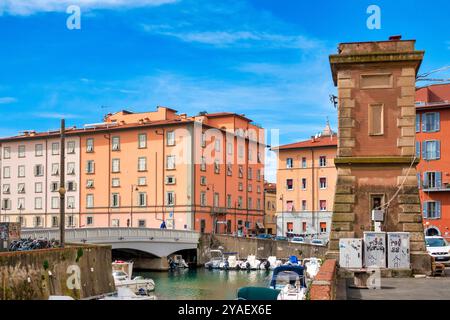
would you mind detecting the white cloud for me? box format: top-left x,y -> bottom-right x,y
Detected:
0,0 -> 178,16
0,97 -> 17,104
33,112 -> 84,119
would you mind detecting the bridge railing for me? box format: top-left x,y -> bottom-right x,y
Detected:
22,227 -> 200,244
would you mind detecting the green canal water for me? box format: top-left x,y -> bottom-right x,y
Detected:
135,269 -> 273,300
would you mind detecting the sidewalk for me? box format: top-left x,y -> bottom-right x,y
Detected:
337,268 -> 450,300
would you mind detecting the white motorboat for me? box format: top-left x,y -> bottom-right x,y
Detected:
99,287 -> 157,300
270,265 -> 308,300
239,255 -> 261,270
303,258 -> 322,280
169,255 -> 189,269
112,260 -> 155,294
260,256 -> 283,270
205,249 -> 225,269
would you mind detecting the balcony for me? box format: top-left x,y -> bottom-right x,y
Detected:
422,186 -> 450,192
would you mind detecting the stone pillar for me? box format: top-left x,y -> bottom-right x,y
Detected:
326,38 -> 431,275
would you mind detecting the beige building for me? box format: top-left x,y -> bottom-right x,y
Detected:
264,181 -> 276,235
272,123 -> 337,240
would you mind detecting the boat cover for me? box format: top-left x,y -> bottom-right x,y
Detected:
237,287 -> 280,300
270,265 -> 306,288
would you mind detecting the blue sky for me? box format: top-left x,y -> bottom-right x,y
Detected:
0,0 -> 449,181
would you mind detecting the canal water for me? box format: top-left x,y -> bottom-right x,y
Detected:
135,269 -> 273,300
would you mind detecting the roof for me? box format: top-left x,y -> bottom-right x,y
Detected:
264,182 -> 276,193
272,134 -> 337,151
416,83 -> 450,110
203,112 -> 253,122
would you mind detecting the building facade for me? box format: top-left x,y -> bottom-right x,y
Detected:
416,83 -> 450,240
0,107 -> 265,234
273,123 -> 337,240
263,181 -> 276,235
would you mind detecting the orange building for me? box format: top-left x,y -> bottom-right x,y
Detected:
416,83 -> 450,240
272,123 -> 337,239
0,107 -> 265,234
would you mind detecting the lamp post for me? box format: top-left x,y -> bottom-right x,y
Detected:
130,185 -> 139,228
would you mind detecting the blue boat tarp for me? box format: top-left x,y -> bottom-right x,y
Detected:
270,265 -> 306,289
237,287 -> 280,300
288,255 -> 299,264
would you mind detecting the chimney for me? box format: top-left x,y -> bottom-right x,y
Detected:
389,35 -> 402,41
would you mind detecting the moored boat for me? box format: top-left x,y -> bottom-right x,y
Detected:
112,260 -> 155,295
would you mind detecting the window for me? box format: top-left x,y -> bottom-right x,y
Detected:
423,201 -> 441,219
256,199 -> 261,210
286,201 -> 294,212
138,133 -> 147,149
227,163 -> 232,176
200,176 -> 206,185
368,103 -> 384,135
301,178 -> 307,190
138,157 -> 147,171
51,163 -> 59,176
320,222 -> 327,233
138,177 -> 146,186
257,185 -> 261,194
2,198 -> 11,210
237,196 -> 243,209
302,157 -> 307,168
35,144 -> 43,156
256,169 -> 261,181
111,219 -> 120,227
34,197 -> 42,209
3,166 -> 10,179
238,165 -> 243,178
67,141 -> 75,154
86,138 -> 94,152
167,131 -> 175,146
423,172 -> 442,189
248,184 -> 252,192
50,182 -> 59,192
302,200 -> 307,211
3,147 -> 10,159
138,192 -> 147,207
138,220 -> 146,228
87,216 -> 94,226
166,191 -> 175,206
67,215 -> 75,227
416,140 -> 421,159
422,112 -> 440,132
286,179 -> 293,190
422,140 -> 440,160
67,196 -> 75,209
319,177 -> 327,189
238,145 -> 244,158
18,165 -> 25,177
200,219 -> 206,233
227,142 -> 233,155
238,182 -> 243,191
112,136 -> 120,151
67,162 -> 75,175
319,156 -> 327,167
86,180 -> 94,188
51,197 -> 59,209
35,182 -> 42,193
200,192 -> 207,207
248,167 -> 253,179
200,157 -> 206,171
319,200 -> 327,211
86,194 -> 94,208
248,197 -> 252,209
286,158 -> 293,168
111,193 -> 120,207
52,216 -> 59,227
86,160 -> 95,173
18,183 -> 25,194
112,178 -> 120,187
17,216 -> 25,227
214,160 -> 220,174
2,184 -> 10,194
287,222 -> 294,233
165,176 -> 176,185
302,222 -> 307,232
112,159 -> 120,173
167,155 -> 176,170
214,138 -> 221,152
18,145 -> 25,158
34,164 -> 44,177
257,152 -> 262,164
214,193 -> 219,208
227,194 -> 232,208
52,142 -> 59,155
34,216 -> 42,227
201,132 -> 207,148
416,114 -> 421,133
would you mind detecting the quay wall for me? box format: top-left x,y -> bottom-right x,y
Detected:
0,244 -> 115,300
198,234 -> 327,264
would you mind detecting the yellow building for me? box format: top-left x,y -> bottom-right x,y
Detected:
264,181 -> 277,235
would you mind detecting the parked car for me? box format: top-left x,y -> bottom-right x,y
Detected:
425,236 -> 450,264
274,236 -> 289,241
290,237 -> 305,244
256,234 -> 273,240
310,239 -> 326,246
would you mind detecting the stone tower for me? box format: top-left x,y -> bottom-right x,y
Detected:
326,37 -> 431,274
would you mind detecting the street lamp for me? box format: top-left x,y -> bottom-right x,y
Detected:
130,185 -> 139,227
